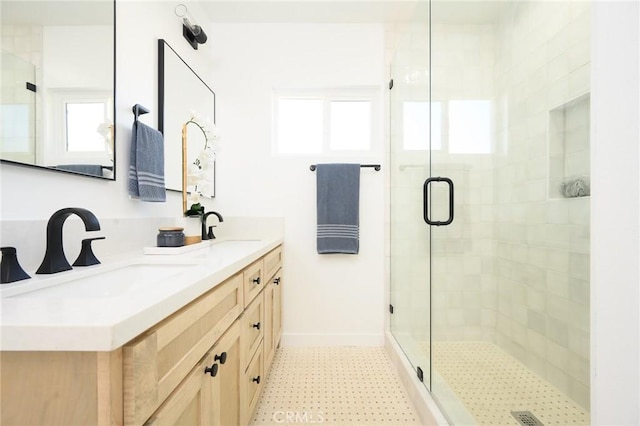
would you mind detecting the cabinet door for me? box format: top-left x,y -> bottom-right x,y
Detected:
263,283 -> 275,373
144,354 -> 213,426
241,293 -> 265,370
264,268 -> 283,373
263,246 -> 282,283
272,269 -> 283,348
210,320 -> 242,426
241,346 -> 264,426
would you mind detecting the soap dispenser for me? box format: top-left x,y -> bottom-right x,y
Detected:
1,247 -> 31,284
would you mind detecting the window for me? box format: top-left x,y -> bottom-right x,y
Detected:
65,101 -> 109,152
448,100 -> 491,154
403,101 -> 442,150
402,99 -> 492,154
276,99 -> 324,155
273,88 -> 380,155
45,89 -> 113,166
329,101 -> 371,151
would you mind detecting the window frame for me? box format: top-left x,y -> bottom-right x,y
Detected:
272,87 -> 382,157
400,98 -> 494,155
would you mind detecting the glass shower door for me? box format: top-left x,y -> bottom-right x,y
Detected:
389,2 -> 432,390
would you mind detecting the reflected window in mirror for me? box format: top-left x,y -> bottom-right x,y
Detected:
0,0 -> 116,180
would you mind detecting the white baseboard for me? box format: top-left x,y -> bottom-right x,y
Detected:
281,332 -> 384,347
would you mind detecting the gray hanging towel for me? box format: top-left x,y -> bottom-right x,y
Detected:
316,163 -> 360,254
128,121 -> 166,202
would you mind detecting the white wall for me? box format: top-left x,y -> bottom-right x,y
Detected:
208,23 -> 386,345
591,2 -> 640,424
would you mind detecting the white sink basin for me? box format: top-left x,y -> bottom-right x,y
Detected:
7,263 -> 195,299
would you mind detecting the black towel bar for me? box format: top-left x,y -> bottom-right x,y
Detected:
310,164 -> 381,171
132,104 -> 150,122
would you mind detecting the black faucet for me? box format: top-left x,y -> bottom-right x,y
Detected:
201,211 -> 223,240
1,247 -> 31,284
36,208 -> 102,275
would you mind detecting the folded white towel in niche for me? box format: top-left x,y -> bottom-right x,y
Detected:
560,177 -> 590,198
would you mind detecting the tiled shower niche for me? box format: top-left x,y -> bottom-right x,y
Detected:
548,93 -> 591,199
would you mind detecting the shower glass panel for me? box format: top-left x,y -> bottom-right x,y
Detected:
0,50 -> 36,164
429,1 -> 591,424
390,1 -> 591,424
389,2 -> 432,390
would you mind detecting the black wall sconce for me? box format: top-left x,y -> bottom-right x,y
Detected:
175,4 -> 207,50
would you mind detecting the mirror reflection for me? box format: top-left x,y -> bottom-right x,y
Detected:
0,1 -> 115,179
158,39 -> 216,197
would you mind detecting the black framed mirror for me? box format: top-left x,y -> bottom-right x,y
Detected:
158,39 -> 216,198
0,0 -> 116,180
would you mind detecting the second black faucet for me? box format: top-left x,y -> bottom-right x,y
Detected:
201,211 -> 223,240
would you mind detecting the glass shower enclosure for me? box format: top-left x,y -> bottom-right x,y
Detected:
389,1 -> 591,424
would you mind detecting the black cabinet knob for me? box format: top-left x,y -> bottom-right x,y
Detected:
204,363 -> 218,377
252,322 -> 261,330
252,376 -> 261,384
214,352 -> 227,364
273,277 -> 281,285
252,276 -> 261,285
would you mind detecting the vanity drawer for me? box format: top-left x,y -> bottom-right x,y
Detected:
241,293 -> 264,371
241,346 -> 264,426
243,259 -> 264,307
123,273 -> 243,426
263,246 -> 282,283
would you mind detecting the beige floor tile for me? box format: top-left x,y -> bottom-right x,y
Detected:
429,341 -> 590,426
250,347 -> 422,426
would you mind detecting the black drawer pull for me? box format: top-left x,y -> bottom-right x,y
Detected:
252,322 -> 261,330
204,363 -> 218,377
252,376 -> 261,384
214,352 -> 227,364
274,277 -> 281,285
252,276 -> 261,285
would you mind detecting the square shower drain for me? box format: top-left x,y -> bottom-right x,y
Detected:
511,411 -> 544,426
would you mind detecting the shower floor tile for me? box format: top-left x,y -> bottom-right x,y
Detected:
427,341 -> 590,426
250,347 -> 421,425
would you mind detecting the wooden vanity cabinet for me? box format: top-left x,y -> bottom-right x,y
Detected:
123,273 -> 243,425
0,244 -> 282,426
131,246 -> 282,426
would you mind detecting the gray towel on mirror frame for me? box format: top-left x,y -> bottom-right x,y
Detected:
316,163 -> 360,254
128,121 -> 166,202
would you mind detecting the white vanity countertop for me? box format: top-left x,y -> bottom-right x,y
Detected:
0,237 -> 283,352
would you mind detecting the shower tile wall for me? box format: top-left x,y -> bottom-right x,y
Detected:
493,1 -> 590,409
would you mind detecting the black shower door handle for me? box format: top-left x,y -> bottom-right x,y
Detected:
423,177 -> 454,226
